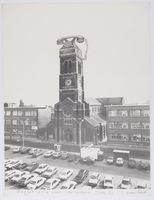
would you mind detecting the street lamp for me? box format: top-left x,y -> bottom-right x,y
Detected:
17,118 -> 29,147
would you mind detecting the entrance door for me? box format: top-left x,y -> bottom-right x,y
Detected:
64,128 -> 73,143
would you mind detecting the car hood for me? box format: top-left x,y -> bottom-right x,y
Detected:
121,184 -> 131,189
104,182 -> 113,187
89,179 -> 98,184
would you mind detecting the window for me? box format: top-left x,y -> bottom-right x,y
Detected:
131,134 -> 141,142
108,122 -> 128,129
118,110 -> 128,117
5,120 -> 11,125
25,111 -> 31,116
30,111 -> 37,116
122,123 -> 128,129
17,111 -> 23,116
142,136 -> 150,142
141,110 -> 150,117
31,120 -> 36,125
25,120 -> 30,126
131,123 -> 141,129
108,110 -> 117,117
64,119 -> 72,125
5,111 -> 11,116
142,123 -> 150,129
78,62 -> 81,74
12,111 -> 17,116
12,120 -> 17,125
110,134 -> 128,141
130,110 -> 140,117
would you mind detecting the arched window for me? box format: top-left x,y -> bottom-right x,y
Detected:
68,61 -> 72,73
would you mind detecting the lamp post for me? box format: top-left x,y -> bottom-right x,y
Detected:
18,118 -> 29,147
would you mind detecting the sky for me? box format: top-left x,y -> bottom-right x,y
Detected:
2,2 -> 150,107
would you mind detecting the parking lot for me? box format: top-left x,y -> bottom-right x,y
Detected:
5,145 -> 151,190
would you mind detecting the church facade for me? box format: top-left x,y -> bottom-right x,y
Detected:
54,36 -> 106,149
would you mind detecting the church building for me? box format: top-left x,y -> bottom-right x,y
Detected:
54,36 -> 106,151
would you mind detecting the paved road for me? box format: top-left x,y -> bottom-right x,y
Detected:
5,147 -> 150,190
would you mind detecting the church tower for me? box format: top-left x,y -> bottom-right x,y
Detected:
54,36 -> 88,146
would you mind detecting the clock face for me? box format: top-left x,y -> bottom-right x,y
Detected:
63,104 -> 73,117
65,79 -> 72,86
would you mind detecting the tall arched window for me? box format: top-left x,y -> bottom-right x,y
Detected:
69,61 -> 72,73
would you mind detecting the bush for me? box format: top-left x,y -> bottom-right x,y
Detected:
127,159 -> 136,169
137,160 -> 150,171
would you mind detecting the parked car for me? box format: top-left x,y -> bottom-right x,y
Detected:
33,163 -> 48,174
61,181 -> 77,189
73,169 -> 89,184
5,170 -> 20,182
9,171 -> 30,184
67,154 -> 76,162
96,151 -> 104,161
106,156 -> 114,165
24,162 -> 39,172
28,148 -> 37,155
17,173 -> 38,187
135,181 -> 148,189
101,175 -> 114,189
32,150 -> 43,158
52,151 -> 61,159
116,157 -> 124,166
80,157 -> 95,165
137,160 -> 150,171
119,177 -> 132,189
12,146 -> 22,153
20,147 -> 31,154
6,160 -> 20,170
26,177 -> 46,190
40,178 -> 61,190
127,159 -> 136,169
14,161 -> 28,170
88,172 -> 100,187
5,145 -> 10,151
58,169 -> 73,181
61,151 -> 68,160
44,150 -> 55,158
41,167 -> 57,179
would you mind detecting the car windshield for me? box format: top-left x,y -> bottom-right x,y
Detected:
105,179 -> 112,183
47,169 -> 53,172
20,177 -> 26,181
29,181 -> 36,184
39,165 -> 45,169
14,174 -> 20,177
122,180 -> 130,185
91,175 -> 97,179
45,182 -> 51,186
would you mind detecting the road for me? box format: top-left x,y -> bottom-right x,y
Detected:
5,146 -> 150,190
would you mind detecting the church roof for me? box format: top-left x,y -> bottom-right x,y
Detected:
85,115 -> 106,127
96,97 -> 123,105
85,98 -> 101,106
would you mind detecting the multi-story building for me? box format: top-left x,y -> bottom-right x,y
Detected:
106,104 -> 150,149
4,103 -> 52,140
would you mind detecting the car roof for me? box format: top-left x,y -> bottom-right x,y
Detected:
104,175 -> 113,180
122,177 -> 130,181
91,172 -> 99,177
47,167 -> 56,170
47,178 -> 60,183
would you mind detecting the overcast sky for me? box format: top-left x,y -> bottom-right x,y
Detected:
2,2 -> 150,106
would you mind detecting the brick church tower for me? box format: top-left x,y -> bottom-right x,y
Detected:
54,36 -> 88,147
